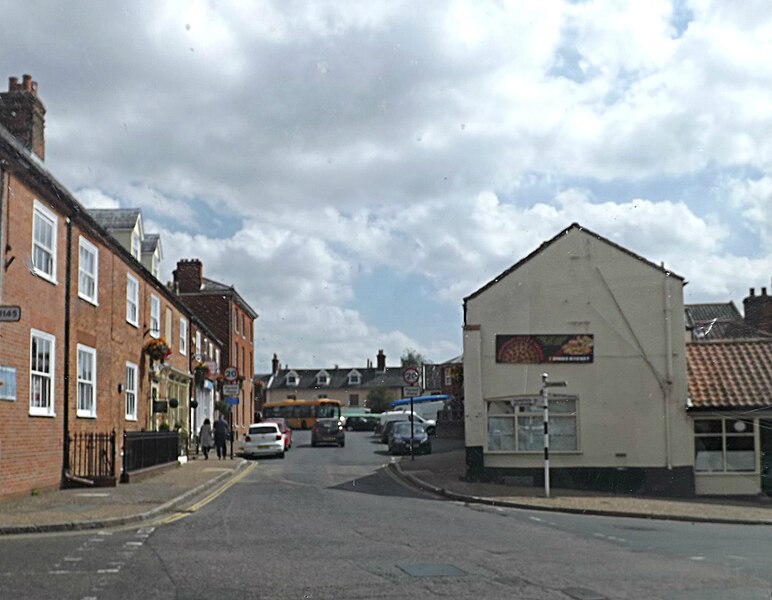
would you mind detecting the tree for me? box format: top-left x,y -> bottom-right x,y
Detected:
400,348 -> 425,367
366,387 -> 392,413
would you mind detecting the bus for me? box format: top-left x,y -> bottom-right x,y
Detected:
261,399 -> 342,430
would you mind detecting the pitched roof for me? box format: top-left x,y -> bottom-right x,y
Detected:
141,233 -> 161,253
88,208 -> 141,231
686,339 -> 772,410
464,223 -> 684,304
685,302 -> 742,324
266,367 -> 405,391
180,276 -> 258,319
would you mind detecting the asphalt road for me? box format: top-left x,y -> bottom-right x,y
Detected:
0,430 -> 770,599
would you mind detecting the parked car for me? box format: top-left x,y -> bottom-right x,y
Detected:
242,422 -> 285,459
264,417 -> 292,450
311,417 -> 345,447
344,415 -> 379,431
379,419 -> 399,444
388,421 -> 432,455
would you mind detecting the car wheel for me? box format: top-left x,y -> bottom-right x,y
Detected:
345,425 -> 353,431
339,441 -> 345,447
278,451 -> 285,459
427,427 -> 436,436
311,441 -> 317,447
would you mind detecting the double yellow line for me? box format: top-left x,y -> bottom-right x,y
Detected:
159,463 -> 257,525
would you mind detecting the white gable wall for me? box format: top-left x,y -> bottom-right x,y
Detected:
464,228 -> 692,490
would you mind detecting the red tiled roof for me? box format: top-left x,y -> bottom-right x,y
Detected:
686,339 -> 772,409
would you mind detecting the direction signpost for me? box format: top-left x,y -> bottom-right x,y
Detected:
223,366 -> 239,459
541,373 -> 567,498
402,367 -> 421,461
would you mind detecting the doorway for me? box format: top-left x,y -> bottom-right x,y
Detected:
761,419 -> 772,495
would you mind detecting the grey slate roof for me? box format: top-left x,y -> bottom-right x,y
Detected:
685,302 -> 742,324
265,367 -> 405,391
141,233 -> 160,253
88,208 -> 141,231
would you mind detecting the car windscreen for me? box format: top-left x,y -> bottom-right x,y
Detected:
393,422 -> 425,435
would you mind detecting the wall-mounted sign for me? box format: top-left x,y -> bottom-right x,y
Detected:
0,306 -> 21,322
222,383 -> 240,397
496,334 -> 594,364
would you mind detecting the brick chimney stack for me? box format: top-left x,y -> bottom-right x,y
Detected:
0,74 -> 46,160
271,353 -> 280,375
376,349 -> 386,371
743,283 -> 772,334
173,259 -> 203,293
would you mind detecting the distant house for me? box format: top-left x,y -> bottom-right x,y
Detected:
173,259 -> 258,436
260,350 -> 405,409
687,339 -> 772,495
463,223 -> 694,496
685,300 -> 771,342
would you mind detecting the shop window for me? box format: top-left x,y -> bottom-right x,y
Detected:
694,418 -> 755,472
487,396 -> 577,452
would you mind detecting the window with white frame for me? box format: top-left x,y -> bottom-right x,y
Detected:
215,348 -> 220,371
30,329 -> 55,416
444,368 -> 452,386
195,331 -> 201,357
32,200 -> 57,282
76,344 -> 96,418
150,295 -> 160,337
78,236 -> 98,304
694,418 -> 755,473
151,253 -> 160,278
208,342 -> 213,360
179,318 -> 188,354
487,396 -> 578,452
316,370 -> 329,386
126,274 -> 139,326
234,311 -> 239,333
348,371 -> 361,385
286,371 -> 298,386
131,229 -> 141,260
125,362 -> 137,420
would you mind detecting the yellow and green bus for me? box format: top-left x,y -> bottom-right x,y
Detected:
261,399 -> 342,430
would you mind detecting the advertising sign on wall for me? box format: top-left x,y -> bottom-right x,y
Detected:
495,334 -> 594,364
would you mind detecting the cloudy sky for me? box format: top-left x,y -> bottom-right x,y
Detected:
2,1 -> 770,372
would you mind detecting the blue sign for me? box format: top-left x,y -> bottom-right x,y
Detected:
224,396 -> 239,405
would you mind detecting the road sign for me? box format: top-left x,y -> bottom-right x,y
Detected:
223,366 -> 239,382
402,366 -> 420,386
0,306 -> 21,322
224,396 -> 239,405
403,386 -> 422,397
222,383 -> 240,397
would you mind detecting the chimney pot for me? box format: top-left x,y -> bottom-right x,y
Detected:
750,288 -> 755,297
22,74 -> 32,91
763,287 -> 768,296
8,76 -> 17,91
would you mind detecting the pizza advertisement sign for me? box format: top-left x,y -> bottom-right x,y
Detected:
496,334 -> 594,364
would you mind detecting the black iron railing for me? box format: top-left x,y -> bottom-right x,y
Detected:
68,430 -> 116,481
122,431 -> 179,473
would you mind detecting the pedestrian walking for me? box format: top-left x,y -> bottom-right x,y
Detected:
213,415 -> 229,460
199,418 -> 213,460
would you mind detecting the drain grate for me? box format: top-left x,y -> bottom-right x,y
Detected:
561,587 -> 608,600
397,563 -> 468,577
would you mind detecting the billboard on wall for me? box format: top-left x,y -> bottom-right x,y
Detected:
495,334 -> 594,364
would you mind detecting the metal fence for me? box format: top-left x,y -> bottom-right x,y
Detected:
122,431 -> 180,474
68,430 -> 116,482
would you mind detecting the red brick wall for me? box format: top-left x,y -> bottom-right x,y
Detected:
0,174 -> 65,499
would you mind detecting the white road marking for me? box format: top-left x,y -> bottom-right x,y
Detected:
63,557 -> 83,562
97,568 -> 120,574
689,556 -> 705,561
529,516 -> 544,522
124,541 -> 143,546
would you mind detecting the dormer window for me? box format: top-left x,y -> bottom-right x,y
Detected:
286,371 -> 299,386
347,370 -> 361,385
316,370 -> 330,386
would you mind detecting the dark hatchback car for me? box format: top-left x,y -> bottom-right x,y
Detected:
344,415 -> 379,431
388,421 -> 432,455
311,418 -> 345,447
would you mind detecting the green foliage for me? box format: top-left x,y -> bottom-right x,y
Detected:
366,387 -> 392,413
400,348 -> 425,367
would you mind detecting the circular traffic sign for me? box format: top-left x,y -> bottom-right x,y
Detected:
223,366 -> 239,382
402,366 -> 420,386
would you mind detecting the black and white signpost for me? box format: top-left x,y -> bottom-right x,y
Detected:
541,373 -> 566,498
402,367 -> 420,461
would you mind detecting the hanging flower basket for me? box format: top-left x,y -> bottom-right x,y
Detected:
193,361 -> 210,387
144,338 -> 172,364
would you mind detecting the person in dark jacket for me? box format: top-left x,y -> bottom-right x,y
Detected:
213,415 -> 229,460
199,418 -> 213,460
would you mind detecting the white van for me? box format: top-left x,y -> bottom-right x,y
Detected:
377,410 -> 436,436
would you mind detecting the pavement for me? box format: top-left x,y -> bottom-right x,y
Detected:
0,438 -> 770,536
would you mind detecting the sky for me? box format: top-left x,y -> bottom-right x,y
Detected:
2,0 -> 771,373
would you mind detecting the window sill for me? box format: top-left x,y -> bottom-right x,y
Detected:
78,293 -> 98,306
125,416 -> 138,422
33,269 -> 57,285
29,410 -> 56,418
76,412 -> 96,419
695,470 -> 758,476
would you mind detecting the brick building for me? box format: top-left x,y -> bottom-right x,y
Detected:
0,75 -> 193,499
173,259 -> 257,439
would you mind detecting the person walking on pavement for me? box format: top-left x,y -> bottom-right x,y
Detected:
213,415 -> 229,460
199,418 -> 214,460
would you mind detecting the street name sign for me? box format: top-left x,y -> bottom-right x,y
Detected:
403,386 -> 421,397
